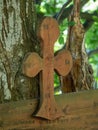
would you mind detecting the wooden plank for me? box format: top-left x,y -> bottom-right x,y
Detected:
0,89 -> 98,130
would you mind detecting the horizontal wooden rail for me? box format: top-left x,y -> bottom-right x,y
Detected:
0,89 -> 98,130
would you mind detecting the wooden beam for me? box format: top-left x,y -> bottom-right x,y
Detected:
0,89 -> 98,129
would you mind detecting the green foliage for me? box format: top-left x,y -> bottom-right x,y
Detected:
54,73 -> 60,87
36,0 -> 64,16
85,22 -> 98,50
68,21 -> 76,26
93,0 -> 97,2
85,22 -> 98,88
58,36 -> 64,44
93,16 -> 98,22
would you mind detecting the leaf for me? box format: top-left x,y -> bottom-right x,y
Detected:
58,36 -> 64,44
93,16 -> 98,22
68,21 -> 76,26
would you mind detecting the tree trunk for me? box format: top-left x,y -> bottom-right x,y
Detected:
61,0 -> 94,93
0,0 -> 39,102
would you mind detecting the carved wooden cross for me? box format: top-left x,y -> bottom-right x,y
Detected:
22,17 -> 72,120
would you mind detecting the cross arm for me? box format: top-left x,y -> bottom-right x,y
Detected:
54,49 -> 72,76
22,52 -> 43,77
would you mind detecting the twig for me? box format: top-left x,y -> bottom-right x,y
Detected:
55,0 -> 72,21
88,48 -> 98,58
54,0 -> 93,31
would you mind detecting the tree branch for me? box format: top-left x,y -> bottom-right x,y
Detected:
54,0 -> 72,21
54,0 -> 89,22
53,0 -> 96,31
81,11 -> 98,31
88,48 -> 98,58
80,0 -> 89,7
34,0 -> 42,5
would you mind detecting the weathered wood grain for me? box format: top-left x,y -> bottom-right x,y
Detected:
22,17 -> 72,120
0,89 -> 98,130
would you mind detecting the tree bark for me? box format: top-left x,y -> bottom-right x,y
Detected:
0,0 -> 39,102
61,0 -> 94,93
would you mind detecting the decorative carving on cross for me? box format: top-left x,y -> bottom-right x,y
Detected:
22,17 -> 72,120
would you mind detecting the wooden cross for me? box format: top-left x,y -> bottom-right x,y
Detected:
22,17 -> 72,120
